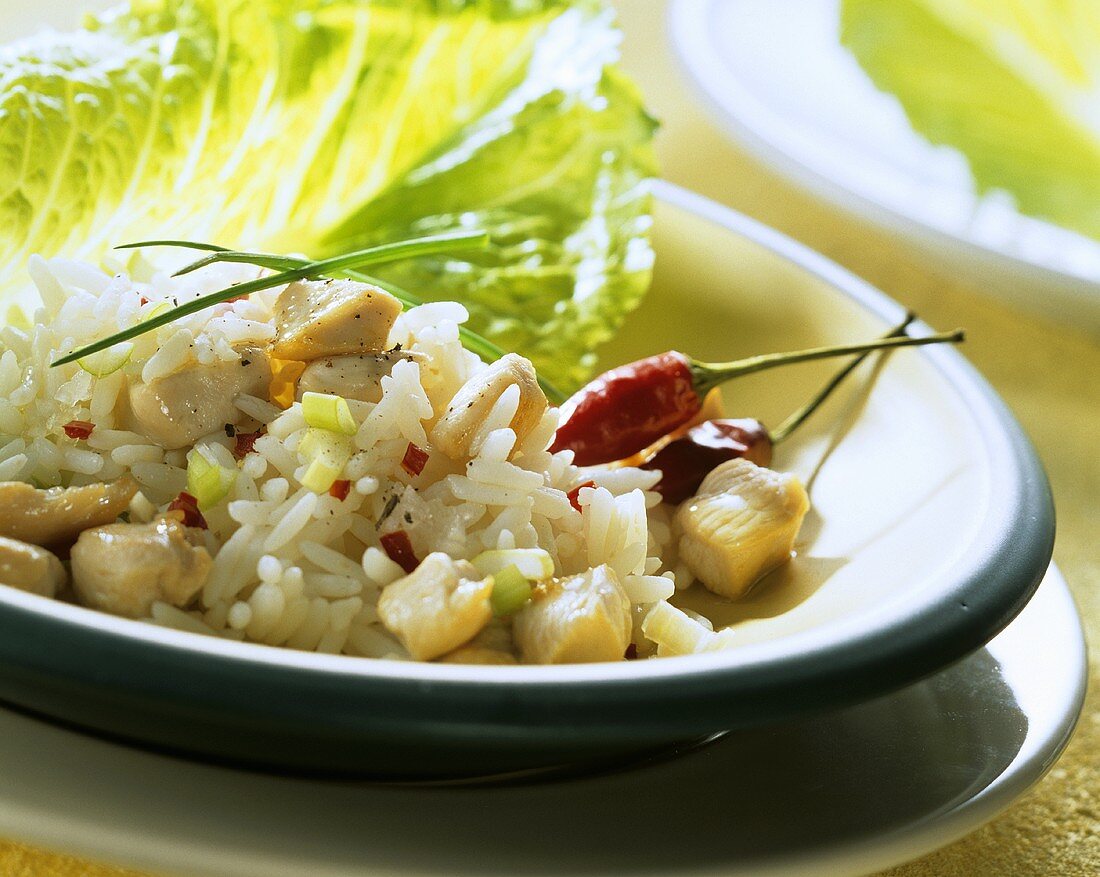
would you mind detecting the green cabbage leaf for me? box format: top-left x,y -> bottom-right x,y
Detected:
841,0 -> 1100,241
0,0 -> 657,390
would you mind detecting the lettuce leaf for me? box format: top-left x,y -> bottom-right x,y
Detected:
840,0 -> 1100,241
0,0 -> 656,390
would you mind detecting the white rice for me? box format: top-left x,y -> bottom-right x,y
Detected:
0,254 -> 686,659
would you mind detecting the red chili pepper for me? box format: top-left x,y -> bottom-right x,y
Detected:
400,443 -> 429,477
62,420 -> 96,440
380,530 -> 419,574
139,296 -> 150,306
167,492 -> 208,530
567,480 -> 596,513
550,352 -> 696,466
624,642 -> 639,660
549,330 -> 962,467
233,429 -> 264,459
642,419 -> 772,504
329,479 -> 351,501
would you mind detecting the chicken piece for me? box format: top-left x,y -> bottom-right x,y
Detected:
439,646 -> 518,665
270,279 -> 402,361
127,347 -> 271,449
438,620 -> 517,664
70,518 -> 212,618
0,477 -> 138,548
512,565 -> 632,664
0,536 -> 67,598
431,354 -> 547,460
675,458 -> 809,600
296,349 -> 424,404
377,552 -> 493,661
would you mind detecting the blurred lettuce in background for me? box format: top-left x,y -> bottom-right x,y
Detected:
0,0 -> 657,390
841,0 -> 1100,242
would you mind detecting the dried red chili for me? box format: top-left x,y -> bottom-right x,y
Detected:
637,315 -> 923,503
62,420 -> 95,440
329,479 -> 351,501
642,419 -> 772,504
167,491 -> 208,530
567,480 -> 596,513
549,330 -> 962,467
380,530 -> 419,574
233,429 -> 264,459
400,443 -> 429,477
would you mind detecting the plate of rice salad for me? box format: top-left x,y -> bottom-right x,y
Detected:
0,183 -> 1054,777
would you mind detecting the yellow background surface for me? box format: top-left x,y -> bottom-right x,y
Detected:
2,2 -> 1097,875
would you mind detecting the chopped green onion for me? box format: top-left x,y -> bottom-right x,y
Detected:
301,391 -> 357,436
471,548 -> 554,581
77,341 -> 134,377
186,446 -> 237,510
489,564 -> 533,617
301,455 -> 346,494
297,428 -> 354,493
640,602 -> 713,656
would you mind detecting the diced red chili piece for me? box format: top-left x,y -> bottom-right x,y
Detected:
567,480 -> 596,513
624,642 -> 639,660
380,530 -> 419,574
233,429 -> 264,459
62,420 -> 96,440
400,443 -> 429,477
329,479 -> 351,501
167,491 -> 208,530
139,296 -> 150,306
550,352 -> 699,466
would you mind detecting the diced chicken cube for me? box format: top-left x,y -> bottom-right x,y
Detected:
0,536 -> 67,598
512,565 -> 632,664
377,552 -> 493,661
127,347 -> 271,449
431,354 -> 547,460
0,478 -> 138,548
439,646 -> 518,665
438,619 -> 517,664
271,279 -> 402,361
296,349 -> 424,404
675,458 -> 809,599
70,518 -> 213,618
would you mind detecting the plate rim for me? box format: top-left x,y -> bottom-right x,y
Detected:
0,182 -> 1056,745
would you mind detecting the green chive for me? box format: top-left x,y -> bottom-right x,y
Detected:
51,230 -> 488,368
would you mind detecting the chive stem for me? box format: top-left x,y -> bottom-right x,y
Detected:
51,230 -> 488,367
691,330 -> 964,396
770,312 -> 916,444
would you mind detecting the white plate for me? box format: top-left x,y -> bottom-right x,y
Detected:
669,0 -> 1100,332
0,563 -> 1083,877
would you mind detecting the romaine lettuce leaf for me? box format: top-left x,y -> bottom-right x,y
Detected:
0,0 -> 656,390
840,0 -> 1100,241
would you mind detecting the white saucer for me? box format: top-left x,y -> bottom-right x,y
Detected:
669,0 -> 1100,333
0,564 -> 1084,877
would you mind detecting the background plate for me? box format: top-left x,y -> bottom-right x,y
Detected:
670,0 -> 1100,333
0,564 -> 1084,877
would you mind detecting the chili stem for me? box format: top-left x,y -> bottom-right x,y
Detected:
770,312 -> 916,444
691,329 -> 963,395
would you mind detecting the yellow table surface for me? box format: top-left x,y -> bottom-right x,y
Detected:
2,3 -> 1097,875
